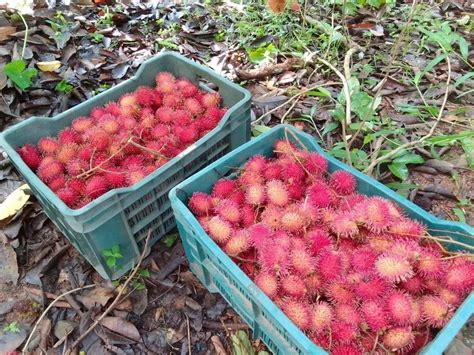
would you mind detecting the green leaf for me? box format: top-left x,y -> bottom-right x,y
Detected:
414,54 -> 446,86
111,244 -> 121,254
454,72 -> 474,88
106,256 -> 116,268
164,234 -> 178,248
388,163 -> 409,180
385,182 -> 419,190
137,269 -> 150,278
322,122 -> 338,135
3,322 -> 20,333
4,60 -> 38,91
461,137 -> 474,168
452,208 -> 466,223
231,330 -> 254,355
252,125 -> 271,137
426,131 -> 474,146
55,79 -> 74,94
113,252 -> 123,259
458,37 -> 469,61
133,281 -> 146,290
393,153 -> 424,165
112,280 -> 120,287
306,87 -> 332,98
102,250 -> 113,257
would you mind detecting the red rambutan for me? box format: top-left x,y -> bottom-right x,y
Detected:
358,197 -> 393,233
104,169 -> 128,188
305,272 -> 323,296
201,92 -> 221,108
280,161 -> 305,183
281,209 -> 306,232
66,158 -> 87,176
385,291 -> 414,326
58,128 -> 79,145
56,143 -> 78,164
135,86 -> 156,107
259,242 -> 290,274
248,223 -> 272,249
444,263 -> 474,295
260,205 -> 282,229
331,320 -> 358,344
184,98 -> 203,116
72,117 -> 92,133
104,102 -> 122,116
325,280 -> 354,304
127,168 -> 147,185
254,271 -> 278,298
307,229 -> 333,256
318,248 -> 344,281
85,176 -> 109,199
330,212 -> 359,238
244,155 -> 267,174
351,246 -> 378,272
310,301 -> 333,332
37,160 -> 64,182
68,178 -> 86,193
174,110 -> 193,126
266,180 -> 289,206
332,343 -> 362,355
329,170 -> 356,195
389,218 -> 426,239
176,79 -> 198,98
307,181 -> 333,208
263,162 -> 282,181
290,248 -> 316,276
375,254 -> 414,283
211,179 -> 235,199
38,137 -> 59,155
218,200 -> 240,223
303,152 -> 328,176
176,126 -> 198,143
225,229 -> 250,255
437,287 -> 462,307
335,303 -> 361,325
361,300 -> 389,331
57,187 -> 79,207
382,327 -> 415,351
400,275 -> 425,296
245,184 -> 266,205
162,94 -> 182,109
155,107 -> 174,124
240,204 -> 256,227
17,144 -> 41,170
207,216 -> 233,244
155,72 -> 175,85
282,300 -> 311,330
48,175 -> 66,192
87,129 -> 110,151
354,276 -> 391,300
281,274 -> 307,298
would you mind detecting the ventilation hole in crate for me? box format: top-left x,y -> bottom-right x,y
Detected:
163,215 -> 176,232
124,191 -> 155,217
259,333 -> 278,354
127,202 -> 159,228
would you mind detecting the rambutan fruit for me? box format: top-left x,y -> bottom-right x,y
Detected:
85,176 -> 109,199
99,116 -> 120,135
176,126 -> 198,143
135,86 -> 156,107
382,327 -> 415,351
303,152 -> 328,176
310,301 -> 333,332
210,179 -> 234,199
445,263 -> 474,295
58,128 -> 79,145
332,343 -> 363,355
281,209 -> 306,232
240,204 -> 256,227
331,320 -> 358,343
162,94 -> 182,109
57,187 -> 79,207
318,248 -> 344,281
335,303 -> 361,325
205,106 -> 225,121
68,178 -> 86,193
385,291 -> 414,326
151,124 -> 170,140
48,175 -> 66,192
66,158 -> 87,176
17,144 -> 41,170
265,180 -> 289,206
119,94 -> 138,109
127,168 -> 147,185
361,300 -> 389,331
37,160 -> 64,182
245,184 -> 266,205
87,129 -> 110,152
183,98 -> 203,116
174,109 -> 193,126
339,193 -> 366,212
282,300 -> 311,330
375,254 -> 414,283
273,231 -> 292,250
280,161 -> 305,183
305,273 -> 323,296
329,170 -> 356,195
238,170 -> 264,187
409,298 -> 422,326
260,206 -> 282,229
104,102 -> 122,116
201,92 -> 221,108
325,280 -> 354,304
389,240 -> 421,262
307,181 -> 332,208
104,169 -> 128,188
259,242 -> 290,274
281,274 -> 307,299
248,223 -> 272,249
351,246 -> 378,273
207,216 -> 232,244
389,218 -> 425,239
400,275 -> 425,295
155,72 -> 175,85
309,332 -> 330,350
307,229 -> 333,256
290,248 -> 316,276
296,202 -> 320,224
56,144 -> 78,164
287,182 -> 304,200
263,162 -> 282,181
90,107 -> 106,120
254,271 -> 278,298
176,79 -> 198,98
358,197 -> 393,233
118,115 -> 138,132
155,107 -> 174,124
225,229 -> 250,255
424,278 -> 442,293
38,137 -> 59,155
244,155 -> 267,174
218,200 -> 240,223
368,236 -> 394,253
354,276 -> 391,300
437,287 -> 462,307
72,117 -> 92,133
267,0 -> 287,14
330,212 -> 359,238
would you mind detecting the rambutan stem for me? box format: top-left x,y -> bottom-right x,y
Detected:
370,332 -> 379,355
129,139 -> 166,159
232,255 -> 258,264
422,235 -> 474,251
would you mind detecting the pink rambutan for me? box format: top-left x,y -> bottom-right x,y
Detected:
201,92 -> 221,108
281,274 -> 307,299
38,137 -> 59,155
358,197 -> 393,233
99,116 -> 120,134
244,155 -> 267,174
309,332 -> 330,350
409,298 -> 422,326
37,160 -> 64,182
248,223 -> 272,249
48,175 -> 66,192
290,248 -> 316,276
104,102 -> 123,116
368,236 -> 394,253
174,110 -> 193,126
385,291 -> 414,325
135,86 -> 156,107
149,124 -> 169,140
361,300 -> 389,331
238,170 -> 264,187
354,276 -> 391,300
245,184 -> 266,205
351,246 -> 378,272
287,182 -> 304,200
57,187 -> 79,207
176,79 -> 198,98
303,152 -> 328,176
263,162 -> 282,180
56,143 -> 78,164
240,204 -> 256,227
389,218 -> 425,239
119,94 -> 138,110
118,115 -> 138,131
205,106 -> 225,121
329,170 -> 356,195
17,144 -> 41,170
58,128 -> 79,145
296,202 -> 320,224
211,179 -> 235,198
335,303 -> 361,325
104,169 -> 128,188
437,287 -> 462,307
72,117 -> 92,133
265,180 -> 290,207
400,275 -> 425,295
325,280 -> 354,304
87,129 -> 110,151
176,126 -> 198,143
274,139 -> 297,157
155,72 -> 175,85
282,300 -> 311,330
331,320 -> 358,343
375,254 -> 414,283
307,181 -> 333,208
280,161 -> 305,183
330,212 -> 359,237
155,107 -> 174,124
338,193 -> 366,212
162,94 -> 182,109
85,176 -> 109,199
318,248 -> 344,281
260,205 -> 282,229
90,107 -> 106,121
183,98 -> 203,116
310,301 -> 333,332
207,216 -> 233,244
254,271 -> 278,298
382,327 -> 415,351
218,200 -> 240,223
68,178 -> 86,193
127,168 -> 147,185
389,240 -> 422,262
332,343 -> 362,355
66,158 -> 87,176
225,229 -> 250,255
444,262 -> 474,295
281,209 -> 306,232
307,229 -> 333,256
259,242 -> 290,274
305,272 -> 323,296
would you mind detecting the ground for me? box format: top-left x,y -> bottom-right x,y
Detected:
0,0 -> 473,354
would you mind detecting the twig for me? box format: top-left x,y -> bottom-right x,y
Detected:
280,97 -> 300,123
185,314 -> 192,355
67,230 -> 152,352
370,332 -> 379,355
129,139 -> 166,159
343,46 -> 359,85
363,52 -> 451,175
17,12 -> 28,60
22,284 -> 95,353
423,234 -> 474,251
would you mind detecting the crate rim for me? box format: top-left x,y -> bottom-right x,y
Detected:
169,124 -> 474,354
0,51 -> 251,217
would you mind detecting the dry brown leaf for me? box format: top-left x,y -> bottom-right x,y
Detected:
36,60 -> 61,72
0,26 -> 17,41
211,335 -> 227,355
100,316 -> 140,342
76,287 -> 114,309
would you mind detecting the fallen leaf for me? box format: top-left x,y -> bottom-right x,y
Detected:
54,320 -> 76,339
36,60 -> 61,72
0,184 -> 30,222
211,335 -> 227,355
0,244 -> 19,288
0,26 -> 17,41
76,287 -> 114,309
99,317 -> 140,342
0,328 -> 27,352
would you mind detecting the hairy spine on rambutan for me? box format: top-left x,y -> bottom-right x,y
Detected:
260,205 -> 282,229
48,175 -> 66,192
361,300 -> 389,331
307,181 -> 332,208
38,137 -> 59,155
212,179 -> 235,198
389,218 -> 426,239
217,200 -> 240,224
201,92 -> 221,108
310,301 -> 333,332
385,291 -> 414,326
245,184 -> 266,205
282,300 -> 311,330
307,229 -> 333,256
303,152 -> 328,176
290,248 -> 316,276
281,274 -> 307,298
318,248 -> 344,281
331,343 -> 362,355
225,230 -> 250,255
254,271 -> 278,298
325,280 -> 354,304
354,276 -> 391,300
56,143 -> 78,164
57,187 -> 79,207
104,169 -> 128,188
17,144 -> 41,170
382,327 -> 415,352
280,161 -> 305,183
400,275 -> 425,295
189,192 -> 212,216
58,128 -> 79,145
68,178 -> 86,193
329,170 -> 356,195
207,216 -> 232,244
66,159 -> 87,176
155,72 -> 175,84
375,253 -> 414,283
350,246 -> 378,272
356,197 -> 393,233
331,320 -> 358,344
37,160 -> 64,182
280,208 -> 306,232
135,86 -> 156,107
421,296 -> 454,328
72,117 -> 92,133
240,204 -> 256,227
444,262 -> 474,294
330,212 -> 359,238
335,303 -> 361,326
85,176 -> 109,199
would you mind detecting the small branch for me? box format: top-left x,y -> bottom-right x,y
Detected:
67,230 -> 152,352
129,139 -> 166,159
235,58 -> 304,80
363,52 -> 451,175
17,12 -> 28,60
22,285 -> 95,352
185,314 -> 192,355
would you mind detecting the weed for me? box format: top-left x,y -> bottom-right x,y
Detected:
3,322 -> 20,333
102,244 -> 123,268
55,79 -> 74,94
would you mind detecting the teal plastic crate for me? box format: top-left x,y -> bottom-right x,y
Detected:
0,52 -> 251,280
169,124 -> 474,355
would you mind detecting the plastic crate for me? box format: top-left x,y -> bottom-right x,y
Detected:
169,124 -> 474,355
0,52 -> 251,280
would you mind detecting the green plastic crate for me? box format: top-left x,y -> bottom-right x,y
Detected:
0,52 -> 251,280
169,124 -> 474,355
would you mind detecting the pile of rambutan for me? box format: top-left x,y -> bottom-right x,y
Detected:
188,140 -> 474,354
17,72 -> 227,209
